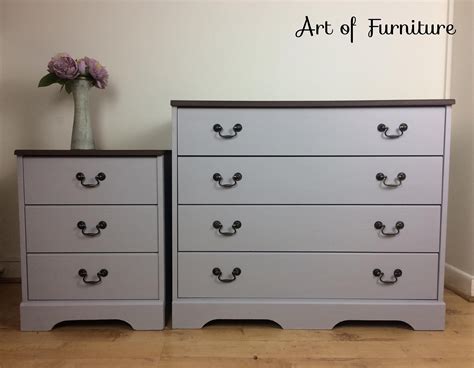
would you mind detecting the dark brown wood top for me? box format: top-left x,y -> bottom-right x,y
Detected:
15,150 -> 169,157
170,99 -> 455,108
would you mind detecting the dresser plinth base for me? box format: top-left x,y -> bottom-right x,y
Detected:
20,300 -> 164,331
172,299 -> 445,330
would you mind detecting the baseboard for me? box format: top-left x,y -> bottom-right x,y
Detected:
445,263 -> 474,301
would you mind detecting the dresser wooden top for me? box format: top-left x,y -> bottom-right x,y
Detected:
15,150 -> 169,157
170,99 -> 455,108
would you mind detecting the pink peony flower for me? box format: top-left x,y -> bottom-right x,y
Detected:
77,57 -> 109,89
47,53 -> 80,80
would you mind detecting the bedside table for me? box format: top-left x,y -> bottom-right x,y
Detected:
15,150 -> 170,331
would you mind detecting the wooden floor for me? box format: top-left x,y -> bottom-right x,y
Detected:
0,284 -> 472,367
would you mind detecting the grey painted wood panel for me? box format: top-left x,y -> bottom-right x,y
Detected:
178,107 -> 445,156
178,157 -> 443,205
25,205 -> 159,253
178,253 -> 438,299
178,205 -> 441,252
28,253 -> 159,300
172,299 -> 445,330
23,157 -> 157,204
21,300 -> 164,331
437,107 -> 452,300
17,157 -> 29,301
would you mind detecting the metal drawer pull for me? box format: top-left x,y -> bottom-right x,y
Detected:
212,267 -> 241,283
373,268 -> 402,284
377,123 -> 408,138
213,172 -> 242,188
374,221 -> 404,236
76,172 -> 106,188
213,220 -> 241,236
213,123 -> 242,139
77,221 -> 107,237
376,172 -> 406,187
78,268 -> 108,285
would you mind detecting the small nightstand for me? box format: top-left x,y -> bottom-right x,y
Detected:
15,150 -> 170,331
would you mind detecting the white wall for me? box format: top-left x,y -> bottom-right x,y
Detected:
0,0 -> 455,276
445,0 -> 474,297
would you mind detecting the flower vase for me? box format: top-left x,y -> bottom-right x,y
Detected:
71,77 -> 95,149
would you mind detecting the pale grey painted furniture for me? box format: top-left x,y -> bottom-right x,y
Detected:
15,150 -> 169,331
171,99 -> 454,330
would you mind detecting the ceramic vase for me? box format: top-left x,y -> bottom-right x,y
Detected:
70,77 -> 95,149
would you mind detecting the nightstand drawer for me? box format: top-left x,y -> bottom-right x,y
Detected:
178,107 -> 445,156
25,205 -> 159,253
28,254 -> 159,300
178,205 -> 441,252
178,156 -> 443,205
178,252 -> 439,300
23,157 -> 158,204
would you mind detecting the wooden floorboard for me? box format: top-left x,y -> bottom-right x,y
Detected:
0,284 -> 472,367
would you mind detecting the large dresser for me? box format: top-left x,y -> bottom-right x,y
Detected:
171,99 -> 454,330
15,150 -> 169,331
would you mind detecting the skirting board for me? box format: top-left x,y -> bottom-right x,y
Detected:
21,300 -> 164,331
445,263 -> 474,301
172,299 -> 446,330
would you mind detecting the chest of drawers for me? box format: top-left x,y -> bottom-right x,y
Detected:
171,99 -> 454,330
15,150 -> 169,331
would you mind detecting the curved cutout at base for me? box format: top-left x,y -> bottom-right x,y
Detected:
53,319 -> 134,330
202,319 -> 283,329
333,320 -> 414,330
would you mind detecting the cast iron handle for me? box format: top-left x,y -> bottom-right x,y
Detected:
213,220 -> 241,236
377,123 -> 408,138
213,123 -> 242,139
376,172 -> 406,187
374,221 -> 404,236
77,221 -> 107,237
213,172 -> 242,188
373,268 -> 402,284
76,172 -> 106,188
212,267 -> 241,283
78,268 -> 108,285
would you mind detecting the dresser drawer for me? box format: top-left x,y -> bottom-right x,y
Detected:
25,206 -> 159,253
28,254 -> 159,300
23,157 -> 158,204
178,157 -> 443,204
177,107 -> 445,156
178,205 -> 440,252
178,253 -> 438,299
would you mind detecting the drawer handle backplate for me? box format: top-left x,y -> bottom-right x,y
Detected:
374,221 -> 404,236
377,123 -> 408,139
212,267 -> 241,283
213,220 -> 241,236
77,221 -> 107,237
213,172 -> 242,188
76,172 -> 106,188
213,123 -> 242,139
78,268 -> 108,285
376,172 -> 406,187
373,268 -> 402,284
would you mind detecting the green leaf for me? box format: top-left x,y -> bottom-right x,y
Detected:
38,73 -> 60,87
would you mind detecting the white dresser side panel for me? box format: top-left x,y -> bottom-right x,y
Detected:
172,107 -> 179,301
17,157 -> 28,301
439,107 -> 452,301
